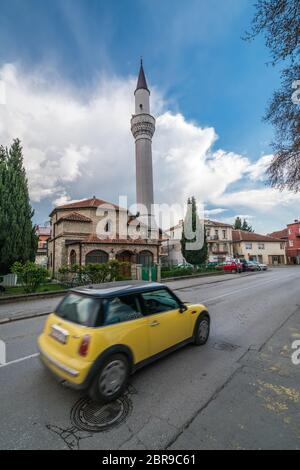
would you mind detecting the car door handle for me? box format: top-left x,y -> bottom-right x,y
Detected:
149,321 -> 160,327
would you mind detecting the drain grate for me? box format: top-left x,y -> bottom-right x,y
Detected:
70,396 -> 131,432
213,341 -> 240,352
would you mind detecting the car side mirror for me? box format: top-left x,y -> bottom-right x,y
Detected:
179,304 -> 188,313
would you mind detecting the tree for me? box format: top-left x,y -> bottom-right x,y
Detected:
11,261 -> 48,293
233,217 -> 242,230
0,139 -> 38,273
241,219 -> 253,232
234,216 -> 253,232
181,196 -> 208,265
245,0 -> 300,191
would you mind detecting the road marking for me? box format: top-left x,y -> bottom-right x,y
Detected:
0,352 -> 40,368
201,273 -> 297,304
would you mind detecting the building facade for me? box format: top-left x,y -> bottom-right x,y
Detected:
232,230 -> 286,265
35,225 -> 51,267
206,220 -> 234,263
47,197 -> 160,275
161,219 -> 234,266
47,62 -> 161,275
286,220 -> 300,264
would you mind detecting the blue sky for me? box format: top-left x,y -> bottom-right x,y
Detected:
0,0 -> 298,233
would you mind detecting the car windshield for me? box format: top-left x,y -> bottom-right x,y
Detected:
55,293 -> 101,327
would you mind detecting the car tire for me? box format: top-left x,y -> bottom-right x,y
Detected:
193,315 -> 210,346
88,353 -> 130,404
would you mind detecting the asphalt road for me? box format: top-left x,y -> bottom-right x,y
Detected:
0,267 -> 300,450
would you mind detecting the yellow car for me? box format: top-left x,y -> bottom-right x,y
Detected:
38,281 -> 210,403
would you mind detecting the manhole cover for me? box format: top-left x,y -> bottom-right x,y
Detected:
71,396 -> 131,432
213,342 -> 240,352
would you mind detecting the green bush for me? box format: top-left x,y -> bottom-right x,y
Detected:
11,261 -> 49,293
58,260 -> 130,286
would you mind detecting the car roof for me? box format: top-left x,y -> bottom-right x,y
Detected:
70,281 -> 167,298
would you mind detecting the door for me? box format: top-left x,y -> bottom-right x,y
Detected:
140,288 -> 189,356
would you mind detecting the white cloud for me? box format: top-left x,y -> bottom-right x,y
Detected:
247,154 -> 274,181
0,62 -> 299,233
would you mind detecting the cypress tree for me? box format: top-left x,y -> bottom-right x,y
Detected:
0,139 -> 37,273
181,196 -> 208,265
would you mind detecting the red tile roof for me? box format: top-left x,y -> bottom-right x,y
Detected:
57,212 -> 92,224
267,228 -> 288,240
232,230 -> 282,243
50,197 -> 121,216
69,234 -> 160,245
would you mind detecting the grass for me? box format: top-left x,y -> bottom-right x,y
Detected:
0,282 -> 67,297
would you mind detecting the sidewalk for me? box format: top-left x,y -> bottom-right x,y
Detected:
170,306 -> 300,450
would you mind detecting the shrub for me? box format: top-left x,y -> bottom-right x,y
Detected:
57,260 -> 130,286
11,261 -> 49,293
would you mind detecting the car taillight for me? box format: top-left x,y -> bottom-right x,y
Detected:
78,335 -> 91,357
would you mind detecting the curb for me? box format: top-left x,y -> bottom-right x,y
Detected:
0,289 -> 67,305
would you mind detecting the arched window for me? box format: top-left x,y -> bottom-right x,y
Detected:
139,250 -> 153,266
70,250 -> 77,266
86,250 -> 109,264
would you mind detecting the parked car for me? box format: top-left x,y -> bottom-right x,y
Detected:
206,261 -> 219,268
252,261 -> 268,271
38,281 -> 210,403
176,262 -> 194,268
216,260 -> 242,274
239,259 -> 260,272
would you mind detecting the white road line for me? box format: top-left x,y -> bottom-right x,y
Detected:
0,352 -> 40,368
201,273 -> 297,304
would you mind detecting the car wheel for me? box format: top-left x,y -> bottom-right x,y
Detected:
194,315 -> 210,346
89,353 -> 130,403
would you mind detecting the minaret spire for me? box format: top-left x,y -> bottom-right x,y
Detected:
131,60 -> 156,233
135,58 -> 149,93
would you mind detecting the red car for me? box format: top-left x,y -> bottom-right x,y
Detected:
216,260 -> 242,274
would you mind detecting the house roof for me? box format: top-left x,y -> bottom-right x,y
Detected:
232,230 -> 282,243
57,212 -> 92,224
267,228 -> 288,240
205,219 -> 232,228
167,218 -> 232,232
67,234 -> 160,245
50,197 -> 121,216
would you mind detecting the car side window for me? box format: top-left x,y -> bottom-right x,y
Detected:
141,289 -> 181,316
103,294 -> 143,326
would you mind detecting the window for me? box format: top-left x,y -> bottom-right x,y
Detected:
86,250 -> 109,264
280,242 -> 285,249
222,230 -> 226,239
245,243 -> 252,250
215,229 -> 219,237
258,243 -> 265,249
206,229 -> 211,238
288,228 -> 292,235
55,293 -> 101,327
70,250 -> 76,266
103,295 -> 142,325
289,240 -> 294,247
141,289 -> 181,315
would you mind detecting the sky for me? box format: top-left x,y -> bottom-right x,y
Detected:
0,0 -> 299,233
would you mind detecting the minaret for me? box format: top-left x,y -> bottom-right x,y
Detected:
131,60 -> 155,231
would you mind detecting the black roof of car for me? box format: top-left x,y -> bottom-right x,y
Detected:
71,281 -> 167,298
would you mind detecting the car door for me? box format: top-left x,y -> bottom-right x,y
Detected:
101,294 -> 150,364
140,288 -> 190,356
